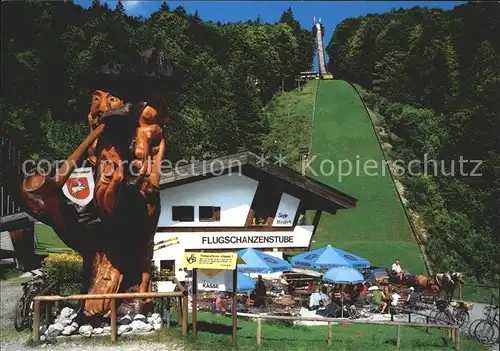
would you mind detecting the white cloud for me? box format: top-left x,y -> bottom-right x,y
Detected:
123,1 -> 141,10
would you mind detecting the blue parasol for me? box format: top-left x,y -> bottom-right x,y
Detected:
323,266 -> 364,284
234,272 -> 256,293
237,248 -> 292,274
291,245 -> 371,269
322,266 -> 364,319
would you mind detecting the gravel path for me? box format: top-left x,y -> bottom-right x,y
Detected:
0,278 -> 28,350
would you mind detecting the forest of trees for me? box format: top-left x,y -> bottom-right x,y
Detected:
327,3 -> 499,282
1,1 -> 313,161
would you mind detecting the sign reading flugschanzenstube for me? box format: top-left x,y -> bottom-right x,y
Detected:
181,252 -> 239,270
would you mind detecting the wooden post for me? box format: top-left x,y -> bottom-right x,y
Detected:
396,325 -> 401,348
327,321 -> 332,345
111,299 -> 117,342
451,327 -> 456,342
166,297 -> 171,329
182,295 -> 188,336
55,280 -> 60,313
426,316 -> 429,333
256,318 -> 261,345
45,303 -> 50,324
232,269 -> 238,345
177,296 -> 182,326
458,283 -> 462,300
408,312 -> 411,323
192,269 -> 198,338
32,300 -> 40,342
455,328 -> 460,350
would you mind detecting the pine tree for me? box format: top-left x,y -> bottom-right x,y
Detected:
159,1 -> 169,12
115,0 -> 125,16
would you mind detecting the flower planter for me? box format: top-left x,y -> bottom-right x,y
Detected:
155,281 -> 175,292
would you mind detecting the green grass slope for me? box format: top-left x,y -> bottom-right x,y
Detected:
309,80 -> 425,273
262,80 -> 319,172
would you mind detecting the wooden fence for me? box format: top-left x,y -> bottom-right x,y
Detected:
32,290 -> 188,343
235,312 -> 461,350
32,292 -> 463,349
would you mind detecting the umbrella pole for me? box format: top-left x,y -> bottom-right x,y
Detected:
341,284 -> 344,319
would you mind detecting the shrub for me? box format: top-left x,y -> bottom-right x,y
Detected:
42,253 -> 83,284
152,265 -> 174,281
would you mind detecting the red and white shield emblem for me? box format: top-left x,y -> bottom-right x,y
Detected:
62,167 -> 95,206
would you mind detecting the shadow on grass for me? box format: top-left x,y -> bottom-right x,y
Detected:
196,321 -> 243,335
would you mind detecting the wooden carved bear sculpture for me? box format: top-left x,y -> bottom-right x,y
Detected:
87,90 -> 131,217
82,91 -> 170,317
1,59 -> 172,320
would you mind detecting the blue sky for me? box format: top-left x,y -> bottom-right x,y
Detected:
75,1 -> 466,70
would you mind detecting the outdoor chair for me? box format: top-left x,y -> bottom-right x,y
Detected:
317,301 -> 340,318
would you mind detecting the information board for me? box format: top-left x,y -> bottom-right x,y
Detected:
181,252 -> 240,270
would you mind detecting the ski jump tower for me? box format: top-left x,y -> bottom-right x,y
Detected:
312,17 -> 333,80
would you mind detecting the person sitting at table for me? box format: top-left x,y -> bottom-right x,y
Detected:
382,285 -> 391,300
359,282 -> 368,298
403,287 -> 418,309
307,280 -> 317,292
330,285 -> 341,296
214,293 -> 227,312
350,284 -> 365,304
230,294 -> 247,312
372,287 -> 388,314
253,275 -> 267,307
388,288 -> 402,315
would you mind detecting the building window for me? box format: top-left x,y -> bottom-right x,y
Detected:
249,184 -> 282,226
172,206 -> 194,221
199,206 -> 221,222
160,260 -> 175,271
158,260 -> 175,280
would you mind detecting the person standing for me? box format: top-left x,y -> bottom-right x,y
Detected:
253,275 -> 267,308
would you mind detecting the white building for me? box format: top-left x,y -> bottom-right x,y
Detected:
153,151 -> 358,281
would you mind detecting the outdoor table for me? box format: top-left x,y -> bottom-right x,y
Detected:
273,299 -> 296,307
294,289 -> 311,295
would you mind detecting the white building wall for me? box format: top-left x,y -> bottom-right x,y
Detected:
152,225 -> 315,282
158,174 -> 259,227
272,193 -> 301,227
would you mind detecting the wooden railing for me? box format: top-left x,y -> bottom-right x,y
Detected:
235,312 -> 461,350
32,290 -> 188,343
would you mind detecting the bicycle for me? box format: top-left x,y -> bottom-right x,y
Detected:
14,270 -> 55,332
428,299 -> 469,328
473,299 -> 499,345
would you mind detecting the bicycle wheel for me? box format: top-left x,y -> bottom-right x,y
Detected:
14,298 -> 28,332
454,310 -> 469,328
428,309 -> 442,324
433,311 -> 451,325
474,319 -> 495,344
467,319 -> 481,337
